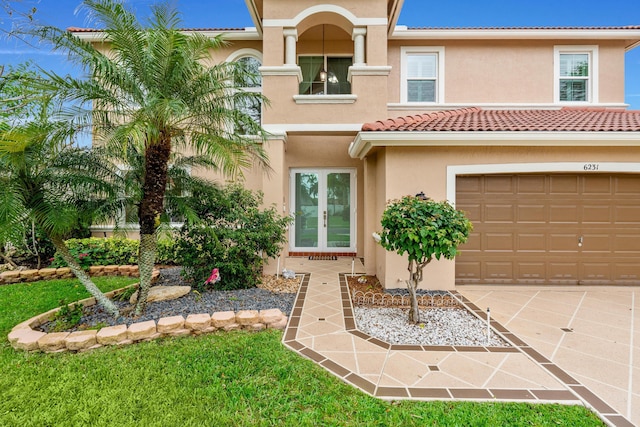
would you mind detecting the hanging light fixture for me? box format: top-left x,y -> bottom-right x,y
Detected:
319,24 -> 327,82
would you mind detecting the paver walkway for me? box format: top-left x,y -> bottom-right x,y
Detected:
282,258 -> 637,427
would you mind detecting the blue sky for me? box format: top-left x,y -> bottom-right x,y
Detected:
2,0 -> 640,108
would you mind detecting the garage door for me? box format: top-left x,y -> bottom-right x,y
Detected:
455,174 -> 640,285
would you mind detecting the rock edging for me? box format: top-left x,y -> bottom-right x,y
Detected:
7,282 -> 289,353
0,265 -> 144,286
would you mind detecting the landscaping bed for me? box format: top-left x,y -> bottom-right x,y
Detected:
346,275 -> 509,347
36,267 -> 300,333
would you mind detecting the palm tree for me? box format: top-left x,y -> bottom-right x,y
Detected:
0,114 -> 124,317
31,0 -> 270,315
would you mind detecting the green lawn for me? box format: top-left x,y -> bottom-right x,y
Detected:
0,278 -> 604,426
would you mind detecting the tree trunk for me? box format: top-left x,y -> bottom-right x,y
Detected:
134,232 -> 157,315
0,250 -> 18,269
134,137 -> 171,316
50,235 -> 120,318
406,260 -> 421,324
406,278 -> 421,324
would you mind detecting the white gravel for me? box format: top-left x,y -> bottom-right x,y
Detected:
354,307 -> 510,347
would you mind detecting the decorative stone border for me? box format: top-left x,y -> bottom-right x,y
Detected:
0,264 -> 142,285
351,290 -> 461,309
7,281 -> 289,353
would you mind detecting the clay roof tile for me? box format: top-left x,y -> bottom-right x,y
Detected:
361,107 -> 640,132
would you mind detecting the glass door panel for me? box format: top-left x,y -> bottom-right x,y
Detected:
294,173 -> 319,248
326,172 -> 351,248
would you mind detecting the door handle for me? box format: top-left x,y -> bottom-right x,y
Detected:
323,211 -> 327,228
578,236 -> 583,247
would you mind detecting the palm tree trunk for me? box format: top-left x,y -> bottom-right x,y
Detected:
134,137 -> 171,316
50,235 -> 120,318
134,232 -> 157,315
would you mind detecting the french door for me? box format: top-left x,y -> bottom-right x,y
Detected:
290,169 -> 356,252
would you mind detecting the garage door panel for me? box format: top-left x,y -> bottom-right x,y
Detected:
614,264 -> 640,281
550,175 -> 579,193
456,174 -> 640,286
517,234 -> 546,251
458,204 -> 481,222
549,205 -> 579,223
548,233 -> 579,252
461,232 -> 482,250
457,176 -> 482,193
581,263 -> 610,283
455,261 -> 481,281
582,175 -> 612,194
548,263 -> 579,283
615,206 -> 640,223
517,175 -> 546,193
517,205 -> 546,222
580,234 -> 611,252
615,176 -> 640,194
516,262 -> 545,282
582,205 -> 611,223
484,233 -> 514,251
485,204 -> 514,222
485,176 -> 514,193
485,262 -> 513,281
614,235 -> 640,253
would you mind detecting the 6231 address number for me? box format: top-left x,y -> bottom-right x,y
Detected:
583,163 -> 599,171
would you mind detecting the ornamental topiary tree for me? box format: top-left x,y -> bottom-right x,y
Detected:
378,195 -> 472,324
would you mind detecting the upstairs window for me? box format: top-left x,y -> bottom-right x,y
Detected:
401,47 -> 445,103
234,56 -> 262,134
299,56 -> 352,95
554,46 -> 598,103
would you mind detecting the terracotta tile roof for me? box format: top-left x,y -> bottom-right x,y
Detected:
406,25 -> 640,31
67,27 -> 245,32
361,107 -> 640,132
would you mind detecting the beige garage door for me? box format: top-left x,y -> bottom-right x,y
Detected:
455,174 -> 640,285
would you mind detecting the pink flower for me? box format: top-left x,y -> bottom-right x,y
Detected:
204,268 -> 221,285
79,253 -> 88,258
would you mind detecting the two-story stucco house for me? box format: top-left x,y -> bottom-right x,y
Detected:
73,0 -> 640,290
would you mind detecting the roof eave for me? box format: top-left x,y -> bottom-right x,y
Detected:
69,28 -> 262,42
390,27 -> 640,47
387,0 -> 404,36
244,0 -> 263,35
350,131 -> 640,159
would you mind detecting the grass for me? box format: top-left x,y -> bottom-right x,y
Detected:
0,277 -> 605,426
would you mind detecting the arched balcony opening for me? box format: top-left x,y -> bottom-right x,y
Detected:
297,24 -> 353,95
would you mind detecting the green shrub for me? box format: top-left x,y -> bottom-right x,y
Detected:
50,237 -> 139,268
50,236 -> 178,269
174,184 -> 292,291
156,237 -> 178,265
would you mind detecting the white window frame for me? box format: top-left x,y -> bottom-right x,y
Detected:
400,46 -> 445,104
225,49 -> 263,135
554,45 -> 598,104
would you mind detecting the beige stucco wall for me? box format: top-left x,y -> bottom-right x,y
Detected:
386,39 -> 627,105
263,0 -> 387,20
371,144 -> 640,290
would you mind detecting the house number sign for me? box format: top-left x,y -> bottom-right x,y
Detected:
583,163 -> 600,171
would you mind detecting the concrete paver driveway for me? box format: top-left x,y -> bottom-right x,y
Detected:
460,287 -> 639,426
